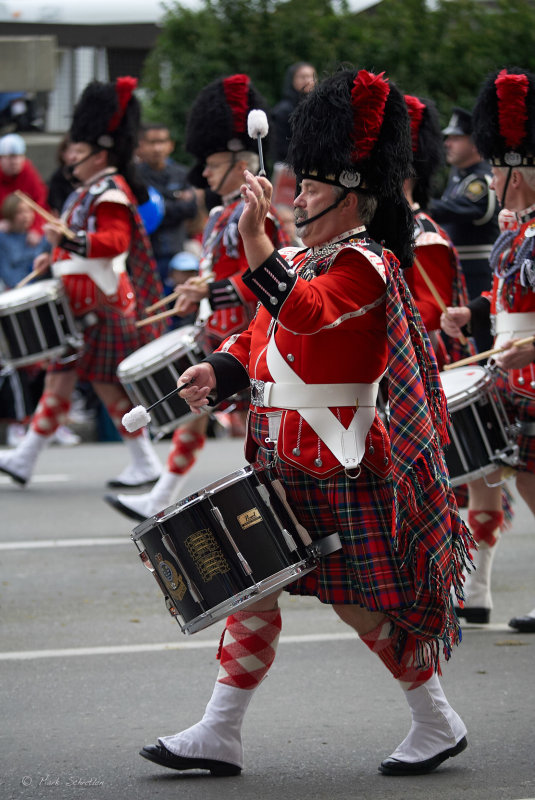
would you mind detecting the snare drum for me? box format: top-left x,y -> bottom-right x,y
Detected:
441,366 -> 519,486
132,465 -> 341,635
0,279 -> 81,367
117,325 -> 206,435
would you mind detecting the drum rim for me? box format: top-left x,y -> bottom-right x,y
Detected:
131,465 -> 255,538
0,279 -> 64,311
441,365 -> 494,410
117,324 -> 201,379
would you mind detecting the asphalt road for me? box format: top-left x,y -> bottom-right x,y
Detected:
1,435 -> 534,800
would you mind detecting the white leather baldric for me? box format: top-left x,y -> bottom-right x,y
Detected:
494,310 -> 535,349
53,252 -> 127,296
265,334 -> 380,470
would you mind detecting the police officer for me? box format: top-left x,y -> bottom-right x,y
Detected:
430,107 -> 499,352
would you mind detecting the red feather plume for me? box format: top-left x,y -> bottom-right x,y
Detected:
108,76 -> 138,132
222,74 -> 250,135
350,70 -> 390,162
495,69 -> 529,150
404,95 -> 426,154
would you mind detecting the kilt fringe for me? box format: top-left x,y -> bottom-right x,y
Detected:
392,447 -> 475,665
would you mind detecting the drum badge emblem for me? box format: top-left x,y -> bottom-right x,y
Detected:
237,507 -> 263,530
155,553 -> 187,600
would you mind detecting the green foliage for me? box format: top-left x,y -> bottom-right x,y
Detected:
141,0 -> 535,165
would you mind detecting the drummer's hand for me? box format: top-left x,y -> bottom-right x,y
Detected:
494,337 -> 535,370
440,306 -> 470,339
238,171 -> 276,270
43,221 -> 65,248
172,279 -> 207,316
178,363 -> 216,413
32,252 -> 51,275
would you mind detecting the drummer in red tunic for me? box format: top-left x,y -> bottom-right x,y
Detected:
441,67 -> 535,630
0,78 -> 164,489
402,95 -> 472,369
138,68 -> 472,779
105,74 -> 289,522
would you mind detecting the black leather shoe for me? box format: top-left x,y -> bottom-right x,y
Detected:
455,606 -> 490,624
103,494 -> 146,522
508,615 -> 535,633
379,735 -> 467,776
106,476 -> 158,489
139,743 -> 241,776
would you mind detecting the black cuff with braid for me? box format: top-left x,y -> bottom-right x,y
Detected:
242,249 -> 297,316
60,231 -> 88,257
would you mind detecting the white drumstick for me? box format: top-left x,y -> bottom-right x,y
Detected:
122,380 -> 194,432
247,109 -> 269,177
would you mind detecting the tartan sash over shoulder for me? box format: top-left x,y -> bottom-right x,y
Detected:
385,253 -> 474,664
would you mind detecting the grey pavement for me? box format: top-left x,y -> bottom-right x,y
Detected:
1,436 -> 534,800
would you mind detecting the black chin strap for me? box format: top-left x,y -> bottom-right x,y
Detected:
499,165 -> 513,209
295,188 -> 349,229
214,153 -> 237,195
64,147 -> 100,180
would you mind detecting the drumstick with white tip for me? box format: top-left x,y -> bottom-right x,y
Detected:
442,334 -> 535,370
122,379 -> 195,432
247,109 -> 269,177
414,256 -> 468,346
14,190 -> 77,240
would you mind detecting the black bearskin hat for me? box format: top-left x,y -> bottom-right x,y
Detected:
404,95 -> 444,210
70,76 -> 140,163
473,67 -> 535,167
286,68 -> 414,267
185,74 -> 271,187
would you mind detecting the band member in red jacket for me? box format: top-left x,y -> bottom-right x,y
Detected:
0,78 -> 164,489
139,68 -> 472,779
105,74 -> 289,522
403,95 -> 472,368
442,67 -> 535,631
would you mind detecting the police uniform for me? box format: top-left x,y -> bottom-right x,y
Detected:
430,107 -> 499,351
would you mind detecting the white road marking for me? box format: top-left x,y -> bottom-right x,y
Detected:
0,625 -> 515,661
0,537 -> 129,550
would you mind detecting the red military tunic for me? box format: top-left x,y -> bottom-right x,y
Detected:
50,168 -> 163,381
216,229 -> 392,479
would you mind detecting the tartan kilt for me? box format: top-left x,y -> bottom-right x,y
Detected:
249,411 -> 453,643
495,371 -> 535,473
49,307 -> 146,384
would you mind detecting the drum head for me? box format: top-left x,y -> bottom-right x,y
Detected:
0,279 -> 61,312
440,366 -> 490,407
117,324 -> 199,379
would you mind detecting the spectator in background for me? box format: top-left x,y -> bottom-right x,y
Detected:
430,107 -> 499,352
136,123 -> 198,291
0,193 -> 49,288
271,62 -> 316,164
0,133 -> 49,240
